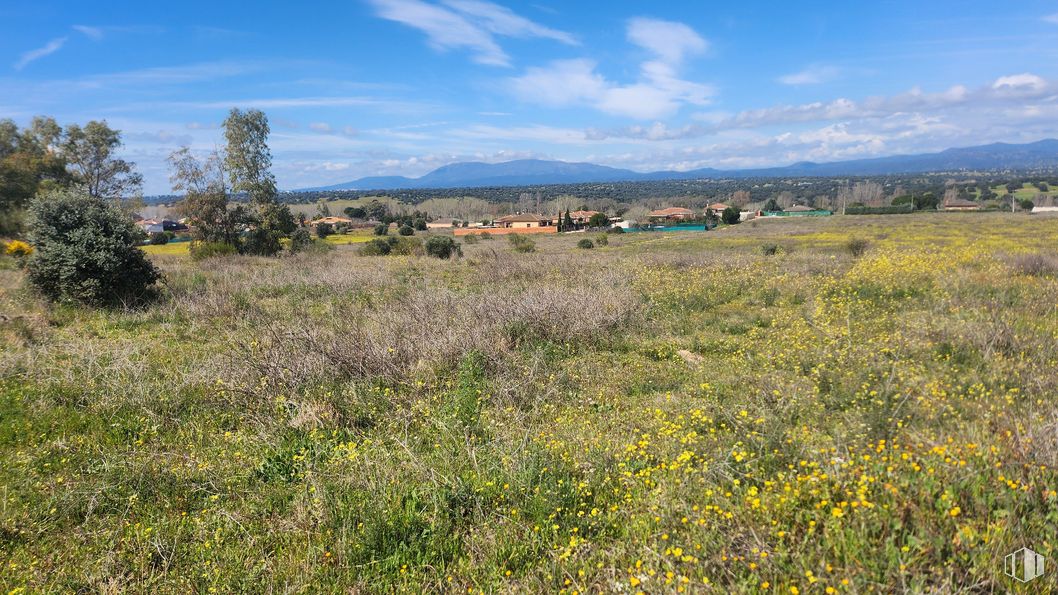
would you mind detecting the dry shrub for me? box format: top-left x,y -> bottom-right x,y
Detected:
1008,252 -> 1058,277
229,275 -> 641,396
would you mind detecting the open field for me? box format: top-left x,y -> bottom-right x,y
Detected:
2,213 -> 1058,592
142,230 -> 379,256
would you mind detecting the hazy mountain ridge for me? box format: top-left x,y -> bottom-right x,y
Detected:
299,139 -> 1058,191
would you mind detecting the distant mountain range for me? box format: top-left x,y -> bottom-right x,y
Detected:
299,139 -> 1058,192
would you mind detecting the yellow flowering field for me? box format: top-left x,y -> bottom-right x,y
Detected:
1,212 -> 1057,592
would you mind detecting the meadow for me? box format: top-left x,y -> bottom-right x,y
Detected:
2,213 -> 1058,593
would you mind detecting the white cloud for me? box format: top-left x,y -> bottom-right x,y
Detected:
1044,12 -> 1058,24
778,64 -> 840,85
590,73 -> 1056,140
72,25 -> 104,40
368,0 -> 574,66
626,17 -> 707,65
309,122 -> 332,132
440,0 -> 576,44
508,18 -> 712,119
13,37 -> 68,70
993,73 -> 1046,91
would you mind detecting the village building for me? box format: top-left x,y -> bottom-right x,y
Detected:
943,198 -> 981,211
494,213 -> 554,229
309,216 -> 354,227
706,203 -> 731,217
648,207 -> 696,221
426,218 -> 455,229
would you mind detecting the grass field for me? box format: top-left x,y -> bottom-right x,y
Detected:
142,230 -> 379,256
2,213 -> 1058,592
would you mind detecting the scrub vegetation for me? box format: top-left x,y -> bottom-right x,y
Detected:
2,213 -> 1057,592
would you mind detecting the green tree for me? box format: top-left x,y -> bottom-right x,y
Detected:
344,206 -> 367,219
223,109 -> 293,256
0,117 -> 71,235
62,120 -> 143,198
588,212 -> 609,228
168,147 -> 246,248
721,206 -> 741,225
564,209 -> 574,230
26,187 -> 159,306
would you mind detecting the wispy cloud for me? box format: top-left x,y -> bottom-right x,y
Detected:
1044,12 -> 1058,24
587,72 -> 1058,141
367,0 -> 575,66
72,25 -> 104,40
626,17 -> 707,65
440,0 -> 576,44
508,17 -> 712,119
778,64 -> 840,85
14,37 -> 68,70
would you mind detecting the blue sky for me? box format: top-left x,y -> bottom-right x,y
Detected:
3,1 -> 1058,194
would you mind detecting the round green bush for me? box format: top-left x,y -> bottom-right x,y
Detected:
27,188 -> 160,307
425,236 -> 460,259
577,238 -> 594,249
398,224 -> 414,236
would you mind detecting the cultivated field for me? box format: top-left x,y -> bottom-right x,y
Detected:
2,213 -> 1058,592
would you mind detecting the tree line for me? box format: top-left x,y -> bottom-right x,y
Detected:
2,109 -> 318,308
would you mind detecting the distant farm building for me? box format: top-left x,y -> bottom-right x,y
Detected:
494,213 -> 554,229
310,216 -> 354,227
1031,206 -> 1058,215
649,207 -> 696,221
943,198 -> 981,211
426,218 -> 455,229
706,203 -> 730,217
569,210 -> 600,226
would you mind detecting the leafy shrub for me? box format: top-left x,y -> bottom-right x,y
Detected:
721,206 -> 741,225
760,243 -> 780,256
845,237 -> 871,257
373,224 -> 388,236
316,222 -> 333,238
1018,199 -> 1035,211
190,240 -> 238,261
462,233 -> 479,244
390,236 -> 422,256
606,226 -> 624,234
360,238 -> 394,256
289,228 -> 313,253
595,234 -> 608,246
425,236 -> 460,259
413,218 -> 427,231
148,232 -> 170,245
242,227 -> 283,256
508,234 -> 536,253
4,239 -> 33,257
577,238 -> 594,249
398,224 -> 414,236
26,188 -> 160,307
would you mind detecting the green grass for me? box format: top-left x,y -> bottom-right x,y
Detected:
3,212 -> 1058,592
